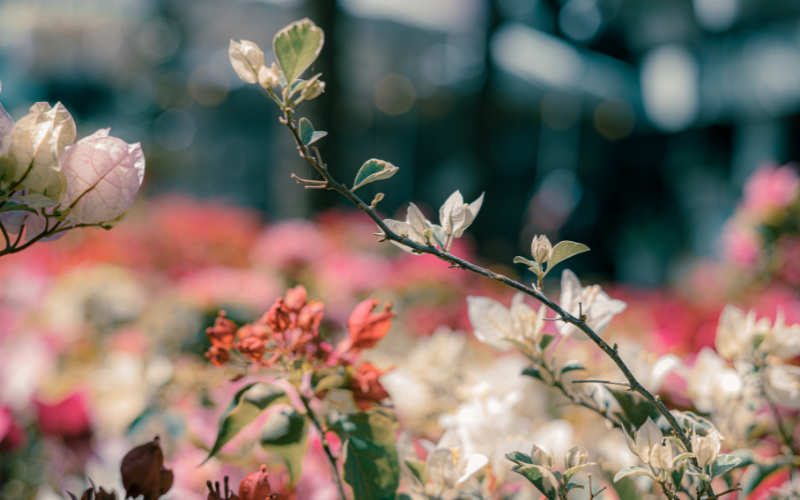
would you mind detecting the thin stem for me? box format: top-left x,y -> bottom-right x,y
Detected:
274,99 -> 695,454
0,220 -> 10,250
703,484 -> 741,500
760,380 -> 799,479
303,401 -> 347,500
572,380 -> 631,387
540,363 -> 622,430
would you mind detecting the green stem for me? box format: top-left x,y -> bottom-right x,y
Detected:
303,401 -> 347,500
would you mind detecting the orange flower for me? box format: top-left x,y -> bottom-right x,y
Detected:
284,285 -> 308,312
350,362 -> 391,410
265,298 -> 291,332
206,311 -> 237,349
297,300 -> 325,331
205,346 -> 230,367
348,299 -> 394,350
238,465 -> 272,500
237,337 -> 266,363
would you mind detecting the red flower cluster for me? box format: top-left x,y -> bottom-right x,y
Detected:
350,362 -> 391,410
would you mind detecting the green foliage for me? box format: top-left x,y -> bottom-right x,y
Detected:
560,360 -> 584,375
613,466 -> 655,482
548,241 -> 590,270
505,451 -> 533,465
261,407 -> 309,485
512,464 -> 558,500
206,382 -> 288,460
608,388 -> 661,430
330,410 -> 400,500
352,159 -> 398,191
404,460 -> 428,485
298,118 -> 328,146
273,18 -> 324,85
709,454 -> 742,479
0,203 -> 38,214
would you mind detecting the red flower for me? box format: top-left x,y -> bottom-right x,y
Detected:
0,407 -> 25,453
350,362 -> 391,410
237,322 -> 270,341
348,299 -> 394,350
284,285 -> 308,312
206,311 -> 237,349
205,346 -> 231,367
35,391 -> 91,439
297,300 -> 325,331
120,436 -> 174,500
265,298 -> 291,332
239,464 -> 272,500
237,337 -> 266,363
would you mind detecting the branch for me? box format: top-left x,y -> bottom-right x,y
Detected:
273,97 -> 694,454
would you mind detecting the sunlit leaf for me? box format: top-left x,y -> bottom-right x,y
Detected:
513,464 -> 559,500
273,18 -> 324,85
613,466 -> 655,482
261,406 -> 309,485
405,460 -> 429,485
505,451 -> 533,465
709,454 -> 742,479
298,117 -> 328,146
0,204 -> 37,215
564,462 -> 595,481
513,256 -> 541,276
206,382 -> 288,460
545,241 -> 589,275
560,360 -> 584,375
352,159 -> 398,191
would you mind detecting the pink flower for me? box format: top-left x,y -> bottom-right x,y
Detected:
250,220 -> 330,270
35,391 -> 91,439
722,221 -> 762,268
743,163 -> 799,216
0,406 -> 25,452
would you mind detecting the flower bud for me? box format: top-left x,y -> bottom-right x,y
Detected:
265,298 -> 292,332
205,346 -> 230,367
564,446 -> 587,469
347,299 -> 395,351
258,63 -> 280,90
239,465 -> 272,500
350,362 -> 391,410
297,300 -> 325,331
120,436 -> 173,500
237,323 -> 270,341
301,75 -> 325,101
531,235 -> 553,265
284,285 -> 308,312
530,444 -> 553,470
237,337 -> 266,363
206,310 -> 237,349
691,430 -> 720,468
229,40 -> 265,84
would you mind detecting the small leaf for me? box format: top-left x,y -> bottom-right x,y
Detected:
544,241 -> 590,275
352,159 -> 398,191
273,18 -> 325,85
312,365 -> 353,394
206,382 -> 288,460
614,467 -> 655,482
0,204 -> 37,215
709,454 -> 742,479
671,461 -> 686,489
609,388 -> 661,430
521,365 -> 544,382
261,407 -> 309,485
513,256 -> 542,276
505,451 -> 533,465
564,483 -> 584,492
513,464 -> 559,500
405,460 -> 429,485
560,360 -> 584,375
298,117 -> 328,146
564,462 -> 595,481
11,193 -> 59,208
539,334 -> 556,350
672,452 -> 693,465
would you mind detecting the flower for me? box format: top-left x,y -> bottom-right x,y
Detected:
258,63 -> 280,90
762,365 -> 800,410
759,309 -> 800,360
35,391 -> 92,439
0,406 -> 25,453
347,298 -> 394,350
624,417 -> 673,472
229,40 -> 265,84
301,75 -> 325,100
426,429 -> 489,494
467,293 -> 546,351
743,164 -> 799,217
120,436 -> 174,500
206,310 -> 237,349
383,203 -> 432,252
715,305 -> 770,362
239,465 -> 272,500
237,337 -> 266,363
350,362 -> 391,410
557,270 -> 627,340
691,429 -> 721,468
205,346 -> 230,367
530,235 -> 553,265
684,347 -> 743,413
439,190 -> 484,238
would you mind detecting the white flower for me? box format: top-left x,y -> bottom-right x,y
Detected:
531,235 -> 553,265
759,310 -> 800,360
557,270 -> 627,340
257,62 -> 280,89
691,429 -> 721,468
715,305 -> 770,362
426,429 -> 489,493
619,343 -> 681,392
383,203 -> 432,253
301,74 -> 325,100
439,190 -> 484,238
530,444 -> 554,469
564,445 -> 589,470
684,348 -> 743,413
625,417 -> 673,472
467,293 -> 546,351
762,365 -> 800,410
229,40 -> 265,84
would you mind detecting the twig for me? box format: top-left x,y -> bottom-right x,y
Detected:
572,380 -> 631,387
703,484 -> 741,500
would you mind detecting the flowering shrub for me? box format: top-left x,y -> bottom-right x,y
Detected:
2,17 -> 800,500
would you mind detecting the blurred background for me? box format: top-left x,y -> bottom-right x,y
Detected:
2,0 -> 800,283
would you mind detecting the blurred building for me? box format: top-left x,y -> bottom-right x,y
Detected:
2,0 -> 800,285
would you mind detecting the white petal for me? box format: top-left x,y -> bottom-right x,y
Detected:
439,190 -> 463,234
456,454 -> 488,484
467,296 -> 514,351
635,417 -> 662,464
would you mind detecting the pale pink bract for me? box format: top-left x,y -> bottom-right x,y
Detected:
743,163 -> 799,216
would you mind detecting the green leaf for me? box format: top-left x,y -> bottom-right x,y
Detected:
206,382 -> 288,460
672,452 -> 693,465
312,365 -> 353,394
0,204 -> 38,215
273,18 -> 324,85
261,407 -> 309,485
298,117 -> 328,146
613,466 -> 655,482
539,334 -> 556,351
671,461 -> 686,490
608,388 -> 661,430
331,410 -> 400,500
564,483 -> 584,492
512,464 -> 559,500
560,360 -> 584,375
10,193 -> 59,208
405,460 -> 429,485
513,256 -> 542,276
709,454 -> 742,479
564,462 -> 595,481
352,159 -> 398,191
544,241 -> 590,275
521,365 -> 544,382
505,451 -> 533,465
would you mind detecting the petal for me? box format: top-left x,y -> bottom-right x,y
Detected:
466,296 -> 514,351
406,202 -> 429,235
635,417 -> 662,464
456,454 -> 488,484
439,190 -> 463,232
